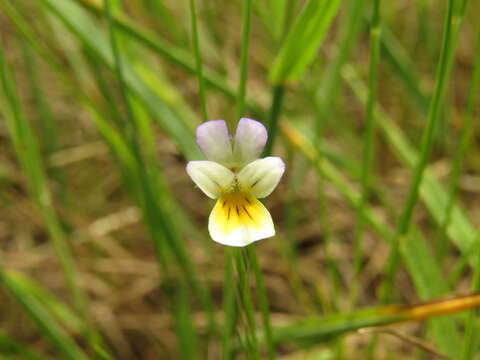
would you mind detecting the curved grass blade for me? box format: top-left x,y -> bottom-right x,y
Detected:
353,0 -> 382,294
0,44 -> 89,324
39,0 -> 200,160
0,270 -> 89,360
74,0 -> 237,100
281,121 -> 461,355
269,0 -> 341,84
342,64 -> 477,262
270,293 -> 480,348
381,0 -> 457,298
188,0 -> 208,122
68,0 -> 480,270
0,333 -> 50,360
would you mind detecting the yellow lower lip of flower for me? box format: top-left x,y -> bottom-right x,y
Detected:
208,191 -> 275,246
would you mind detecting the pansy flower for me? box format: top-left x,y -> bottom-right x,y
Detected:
186,118 -> 285,247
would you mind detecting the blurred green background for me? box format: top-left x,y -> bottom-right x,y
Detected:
1,0 -> 480,358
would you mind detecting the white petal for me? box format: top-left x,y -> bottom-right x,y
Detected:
237,157 -> 285,198
196,120 -> 234,166
232,118 -> 268,166
208,193 -> 275,247
186,161 -> 235,199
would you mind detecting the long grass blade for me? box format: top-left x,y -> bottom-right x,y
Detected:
382,0 -> 457,298
271,293 -> 480,347
352,0 -> 382,298
188,0 -> 208,122
0,333 -> 49,360
0,270 -> 89,360
269,0 -> 341,84
0,44 -> 88,321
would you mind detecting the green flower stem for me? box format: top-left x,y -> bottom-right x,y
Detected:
235,250 -> 260,359
247,246 -> 275,359
222,249 -> 237,360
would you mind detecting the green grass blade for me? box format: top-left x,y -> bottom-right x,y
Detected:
315,0 -> 366,114
235,250 -> 260,359
0,45 -> 87,318
458,26 -> 480,360
73,0 -> 237,100
282,121 -> 392,240
269,0 -> 341,84
0,271 -> 89,360
343,64 -> 477,263
39,0 -> 200,159
282,121 -> 461,352
222,250 -> 237,360
437,21 -> 480,259
84,101 -> 217,333
401,230 -> 461,357
353,0 -> 382,289
21,41 -> 68,202
264,85 -> 285,156
270,293 -> 479,349
188,0 -> 208,122
32,2 -> 216,332
236,0 -> 253,121
103,3 -> 200,353
382,0 -> 457,296
0,333 -> 50,360
461,233 -> 480,359
247,246 -> 275,359
380,26 -> 429,113
173,280 -> 199,360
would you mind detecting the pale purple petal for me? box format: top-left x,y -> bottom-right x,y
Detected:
233,118 -> 268,167
196,120 -> 233,166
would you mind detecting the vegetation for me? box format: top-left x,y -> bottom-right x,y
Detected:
0,0 -> 480,358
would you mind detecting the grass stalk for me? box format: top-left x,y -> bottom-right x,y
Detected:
234,1 -> 273,357
103,0 -> 136,137
264,85 -> 285,156
351,0 -> 382,302
381,0 -> 457,300
460,234 -> 480,360
21,42 -> 69,203
235,250 -> 260,359
0,45 -> 88,324
315,0 -> 366,118
247,246 -> 275,359
458,27 -> 480,360
103,0 -> 206,353
436,21 -> 480,260
188,0 -> 208,122
222,249 -> 237,360
0,46 -> 115,358
236,0 -> 253,122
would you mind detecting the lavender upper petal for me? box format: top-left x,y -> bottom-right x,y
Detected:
232,118 -> 268,167
196,120 -> 233,166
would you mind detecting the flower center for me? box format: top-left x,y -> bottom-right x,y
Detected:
212,191 -> 264,234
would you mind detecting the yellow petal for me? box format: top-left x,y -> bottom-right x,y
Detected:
208,192 -> 275,247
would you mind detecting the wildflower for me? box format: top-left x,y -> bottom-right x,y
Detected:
186,118 -> 285,247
